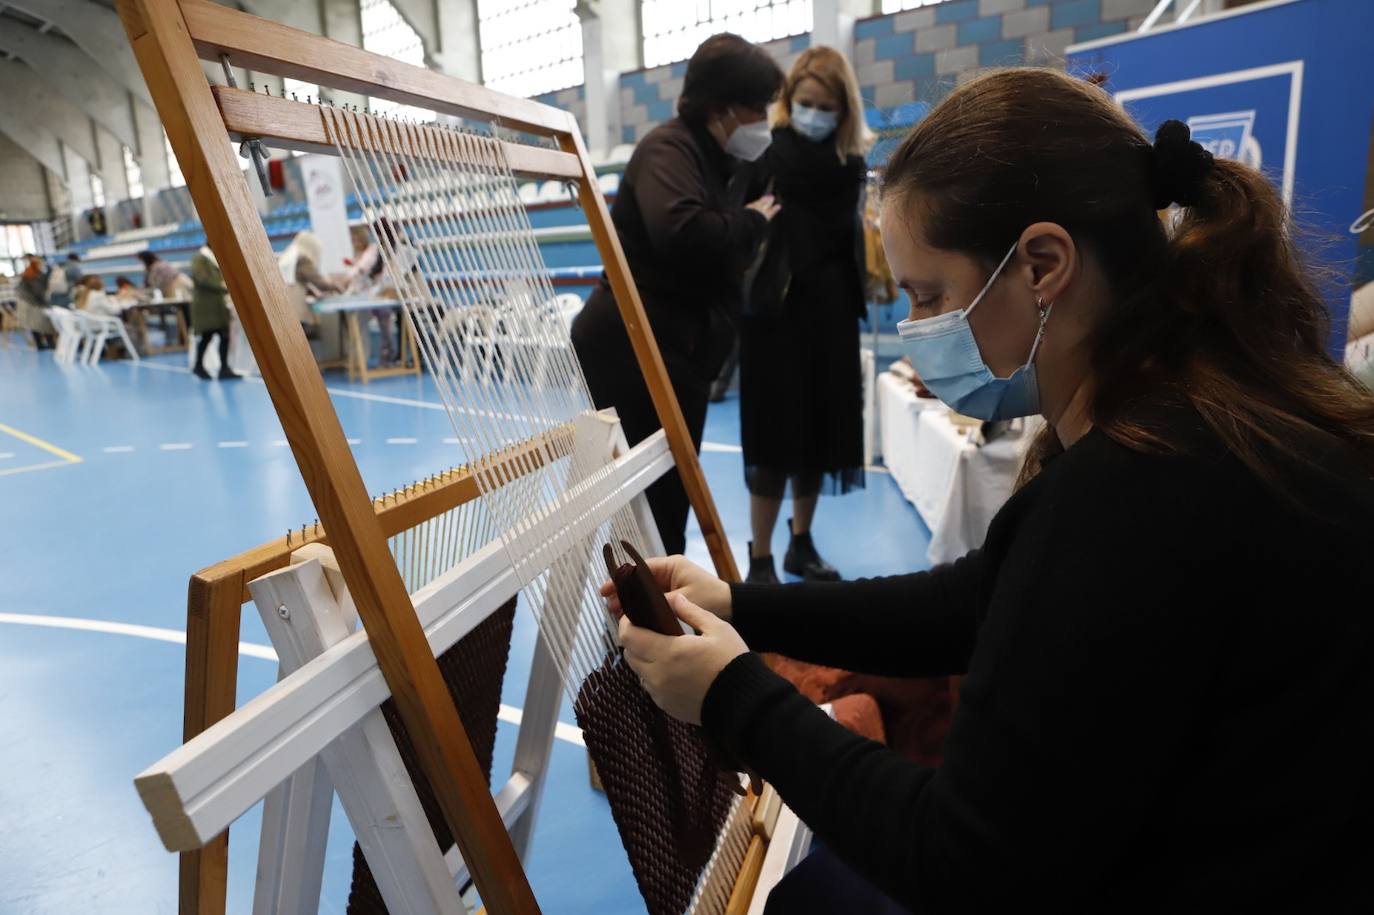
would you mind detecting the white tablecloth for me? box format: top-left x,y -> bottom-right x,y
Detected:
877,372 -> 1036,564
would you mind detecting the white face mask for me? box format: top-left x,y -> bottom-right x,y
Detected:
721,109 -> 772,162
791,102 -> 838,142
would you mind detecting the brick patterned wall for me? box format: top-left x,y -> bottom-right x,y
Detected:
0,134 -> 53,222
618,32 -> 812,145
533,84 -> 588,139
854,0 -> 1158,110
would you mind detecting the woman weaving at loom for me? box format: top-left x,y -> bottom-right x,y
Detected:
572,33 -> 784,555
607,69 -> 1374,912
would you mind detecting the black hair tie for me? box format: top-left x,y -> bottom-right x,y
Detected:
1150,119 -> 1214,209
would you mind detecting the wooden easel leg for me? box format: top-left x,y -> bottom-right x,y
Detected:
179,574 -> 246,915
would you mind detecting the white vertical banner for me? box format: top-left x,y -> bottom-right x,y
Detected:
300,154 -> 351,274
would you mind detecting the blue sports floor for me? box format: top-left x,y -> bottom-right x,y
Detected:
0,341 -> 930,914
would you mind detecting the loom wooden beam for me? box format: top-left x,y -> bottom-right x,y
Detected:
117,1 -> 539,912
179,0 -> 573,137
561,128 -> 742,582
214,88 -> 583,181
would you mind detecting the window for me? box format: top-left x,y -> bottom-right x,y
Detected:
477,0 -> 582,99
361,0 -> 435,120
1,224 -> 39,273
164,132 -> 185,187
90,174 -> 106,208
283,77 -> 319,103
122,146 -> 144,199
641,0 -> 812,69
880,0 -> 953,12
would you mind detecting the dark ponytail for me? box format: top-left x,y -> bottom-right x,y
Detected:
881,68 -> 1374,490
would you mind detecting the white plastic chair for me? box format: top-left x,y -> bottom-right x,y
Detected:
596,171 -> 622,196
536,180 -> 570,203
555,293 -> 584,331
46,308 -> 83,364
81,312 -> 141,364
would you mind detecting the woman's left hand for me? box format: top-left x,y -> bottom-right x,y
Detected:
619,592 -> 750,726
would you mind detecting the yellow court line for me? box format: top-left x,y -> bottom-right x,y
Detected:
0,460 -> 76,478
0,422 -> 83,465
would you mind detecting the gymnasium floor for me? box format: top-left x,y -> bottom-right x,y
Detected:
0,341 -> 931,914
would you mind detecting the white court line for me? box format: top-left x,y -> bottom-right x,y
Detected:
0,611 -> 585,746
386,437 -> 418,445
218,441 -> 249,448
0,452 -> 15,459
700,442 -> 741,453
272,439 -> 289,447
347,438 -> 362,445
160,442 -> 193,451
102,445 -> 136,453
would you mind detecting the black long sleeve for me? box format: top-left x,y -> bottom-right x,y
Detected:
631,131 -> 766,275
729,549 -> 987,678
703,421 -> 1374,912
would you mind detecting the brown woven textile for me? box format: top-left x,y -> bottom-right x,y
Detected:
575,653 -> 738,915
346,597 -> 517,914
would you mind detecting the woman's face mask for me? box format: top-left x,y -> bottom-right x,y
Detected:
721,107 -> 772,161
895,242 -> 1052,421
790,102 -> 838,142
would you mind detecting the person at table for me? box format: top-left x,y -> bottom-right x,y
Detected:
364,218 -> 420,365
112,276 -> 144,306
190,245 -> 240,380
606,68 -> 1374,913
47,252 -> 82,308
137,250 -> 193,299
278,230 -> 343,337
570,33 -> 784,555
737,46 -> 873,584
16,254 -> 55,349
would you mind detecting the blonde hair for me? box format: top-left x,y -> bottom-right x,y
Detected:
770,46 -> 874,160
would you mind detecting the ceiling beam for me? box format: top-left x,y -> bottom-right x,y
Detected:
3,0 -> 154,108
0,103 -> 67,179
0,59 -> 100,165
0,20 -> 139,149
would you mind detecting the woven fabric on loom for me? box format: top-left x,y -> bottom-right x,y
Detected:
346,597 -> 517,914
576,656 -> 738,915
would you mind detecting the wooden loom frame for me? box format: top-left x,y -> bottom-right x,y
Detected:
117,0 -> 750,912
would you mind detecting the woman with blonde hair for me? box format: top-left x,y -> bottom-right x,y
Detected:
738,45 -> 874,583
278,230 -> 342,332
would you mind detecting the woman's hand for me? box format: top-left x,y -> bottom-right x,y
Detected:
746,194 -> 782,222
598,554 -> 732,621
619,593 -> 749,726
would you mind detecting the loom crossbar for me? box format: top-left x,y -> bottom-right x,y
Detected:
136,431 -> 675,852
215,88 -> 583,180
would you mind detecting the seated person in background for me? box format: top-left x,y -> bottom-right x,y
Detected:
73,275 -> 106,312
366,218 -> 421,364
113,276 -> 144,305
137,250 -> 193,299
278,230 -> 343,336
342,224 -> 380,291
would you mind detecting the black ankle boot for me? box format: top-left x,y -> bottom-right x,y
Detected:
783,521 -> 841,581
192,364 -> 212,380
746,543 -> 779,584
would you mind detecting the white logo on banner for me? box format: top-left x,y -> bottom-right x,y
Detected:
1186,110 -> 1262,169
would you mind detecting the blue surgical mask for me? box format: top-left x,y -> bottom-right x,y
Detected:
895,243 -> 1052,421
791,103 -> 838,142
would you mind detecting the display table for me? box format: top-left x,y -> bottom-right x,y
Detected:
313,295 -> 420,384
877,371 -> 1037,564
125,298 -> 190,354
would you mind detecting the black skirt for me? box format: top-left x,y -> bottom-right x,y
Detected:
739,257 -> 865,499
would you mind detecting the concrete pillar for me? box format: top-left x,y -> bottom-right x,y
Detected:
62,143 -> 95,240
132,101 -> 171,226
581,0 -> 639,154
94,125 -> 131,205
320,0 -> 369,108
433,0 -> 482,82
814,0 -> 860,58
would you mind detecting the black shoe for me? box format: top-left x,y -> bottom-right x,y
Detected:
218,368 -> 243,380
746,543 -> 779,584
783,521 -> 841,581
193,365 -> 212,379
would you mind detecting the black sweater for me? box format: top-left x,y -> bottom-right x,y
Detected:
702,416 -> 1374,912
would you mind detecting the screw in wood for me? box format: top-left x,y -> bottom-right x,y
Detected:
277,605 -> 289,620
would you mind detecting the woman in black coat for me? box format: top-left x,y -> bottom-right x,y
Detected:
738,47 -> 873,583
571,33 -> 783,556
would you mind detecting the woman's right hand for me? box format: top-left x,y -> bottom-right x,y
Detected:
599,554 -> 733,622
746,194 -> 782,222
